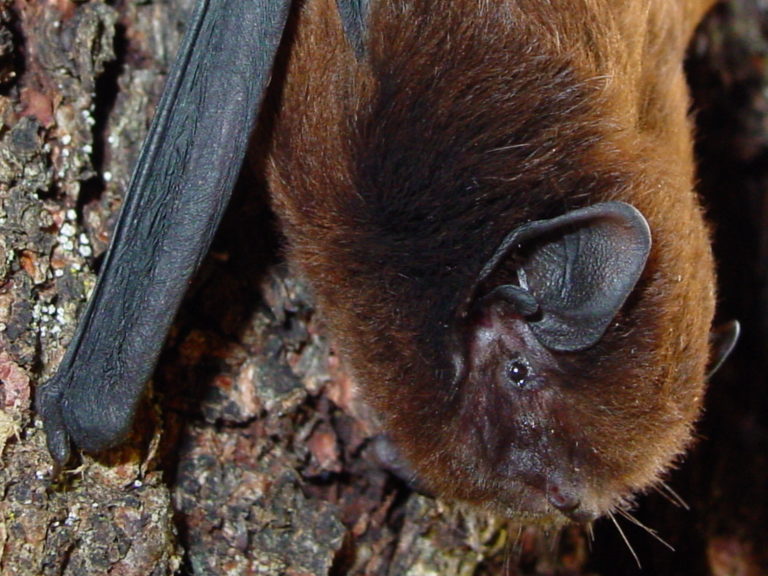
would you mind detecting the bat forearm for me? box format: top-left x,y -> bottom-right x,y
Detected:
37,0 -> 292,465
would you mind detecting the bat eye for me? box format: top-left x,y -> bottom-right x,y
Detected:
505,358 -> 531,388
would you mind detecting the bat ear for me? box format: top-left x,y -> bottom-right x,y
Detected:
476,202 -> 651,352
337,0 -> 371,58
707,320 -> 740,377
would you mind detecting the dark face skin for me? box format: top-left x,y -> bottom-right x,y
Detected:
453,306 -> 627,523
462,309 -> 585,519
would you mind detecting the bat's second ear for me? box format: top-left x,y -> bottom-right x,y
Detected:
708,320 -> 740,377
476,202 -> 652,352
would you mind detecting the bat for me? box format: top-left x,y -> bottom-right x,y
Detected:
38,0 -> 737,526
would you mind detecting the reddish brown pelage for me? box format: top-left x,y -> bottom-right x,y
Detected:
267,0 -> 719,524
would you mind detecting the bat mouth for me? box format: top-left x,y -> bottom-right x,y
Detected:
460,434 -> 606,525
544,483 -> 599,523
489,486 -> 576,526
492,469 -> 600,524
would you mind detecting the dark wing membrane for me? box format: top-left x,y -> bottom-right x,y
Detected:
336,0 -> 371,57
37,0 -> 292,464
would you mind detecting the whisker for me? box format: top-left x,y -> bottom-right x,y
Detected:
503,524 -> 524,575
549,526 -> 563,554
512,524 -> 524,554
608,511 -> 641,569
617,508 -> 675,552
503,536 -> 512,576
655,481 -> 690,510
488,143 -> 531,153
502,524 -> 520,576
586,522 -> 594,552
652,485 -> 678,507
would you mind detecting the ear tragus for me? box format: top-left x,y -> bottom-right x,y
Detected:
478,284 -> 540,317
475,202 -> 652,352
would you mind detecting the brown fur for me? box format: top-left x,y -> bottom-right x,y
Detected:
267,0 -> 718,523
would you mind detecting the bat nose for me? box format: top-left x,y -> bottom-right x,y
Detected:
547,482 -> 596,523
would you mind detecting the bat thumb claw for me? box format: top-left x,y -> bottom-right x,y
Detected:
36,377 -> 73,468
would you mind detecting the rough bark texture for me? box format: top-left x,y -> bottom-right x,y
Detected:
0,1 -> 765,575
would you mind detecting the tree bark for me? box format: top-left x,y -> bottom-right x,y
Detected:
0,1 -> 765,575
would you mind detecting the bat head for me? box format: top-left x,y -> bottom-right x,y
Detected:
384,201 -> 726,525
269,0 -> 731,526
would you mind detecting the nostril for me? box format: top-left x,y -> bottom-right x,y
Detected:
546,484 -> 597,523
547,484 -> 580,513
